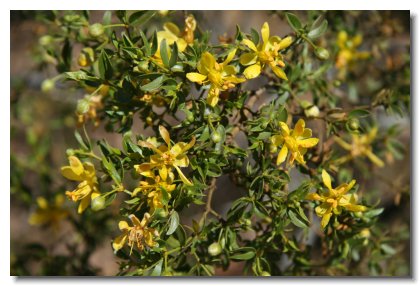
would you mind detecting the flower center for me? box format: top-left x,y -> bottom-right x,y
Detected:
161,152 -> 174,165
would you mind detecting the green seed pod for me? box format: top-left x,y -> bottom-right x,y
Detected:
66,149 -> 75,156
39,35 -> 53,46
89,23 -> 105,38
91,196 -> 106,211
211,131 -> 222,143
41,79 -> 55,93
186,111 -> 194,123
208,242 -> 222,256
155,208 -> 168,219
314,47 -> 330,60
348,118 -> 360,131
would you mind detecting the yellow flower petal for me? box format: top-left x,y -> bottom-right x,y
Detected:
198,52 -> 216,74
345,204 -> 367,212
222,48 -> 237,66
112,233 -> 128,252
61,166 -> 81,181
322,169 -> 332,191
77,196 -> 91,214
277,36 -> 293,50
271,135 -> 284,146
243,64 -> 262,79
276,145 -> 288,165
186,72 -> 207,84
302,128 -> 312,138
69,156 -> 84,176
240,52 -> 258,66
334,136 -> 352,150
278,122 -> 290,136
242,39 -> 258,52
36,197 -> 48,210
293,119 -> 305,137
306,193 -> 322,201
321,212 -> 332,228
174,165 -> 192,186
176,38 -> 188,52
159,165 -> 168,181
298,138 -> 319,148
271,65 -> 288,80
344,179 -> 356,193
119,220 -> 130,231
159,125 -> 171,147
261,22 -> 270,44
365,150 -> 385,167
129,214 -> 142,226
163,22 -> 181,36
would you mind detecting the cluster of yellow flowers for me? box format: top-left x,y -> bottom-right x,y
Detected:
186,22 -> 292,107
335,31 -> 370,78
307,170 -> 367,228
47,17 -> 387,253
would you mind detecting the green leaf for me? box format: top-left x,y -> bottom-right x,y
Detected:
102,11 -> 112,26
287,209 -> 308,228
166,211 -> 179,235
140,75 -> 164,92
98,50 -> 113,80
65,71 -> 97,82
101,157 -> 121,184
381,244 -> 397,255
230,247 -> 256,260
139,30 -> 151,56
250,28 -> 259,45
74,130 -> 89,150
348,109 -> 371,118
151,31 -> 158,55
308,19 -> 328,40
129,11 -> 156,26
285,12 -> 302,32
169,42 -> 178,68
160,39 -> 169,67
151,259 -> 163,276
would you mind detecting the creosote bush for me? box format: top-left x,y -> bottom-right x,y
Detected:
13,10 -> 410,276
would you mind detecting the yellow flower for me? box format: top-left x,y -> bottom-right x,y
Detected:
28,194 -> 69,230
61,156 -> 100,214
306,169 -> 367,228
336,31 -> 370,76
186,50 -> 246,106
112,213 -> 159,254
334,127 -> 384,167
135,125 -> 195,186
133,173 -> 176,211
240,22 -> 292,80
270,119 -> 319,166
154,15 -> 196,64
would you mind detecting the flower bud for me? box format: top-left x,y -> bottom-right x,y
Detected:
155,208 -> 168,218
315,47 -> 330,60
91,196 -> 106,211
348,118 -> 360,131
260,271 -> 271,276
41,79 -> 55,93
208,242 -> 222,256
39,35 -> 53,46
305,105 -> 320,118
211,131 -> 222,143
77,98 -> 90,114
89,23 -> 104,38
